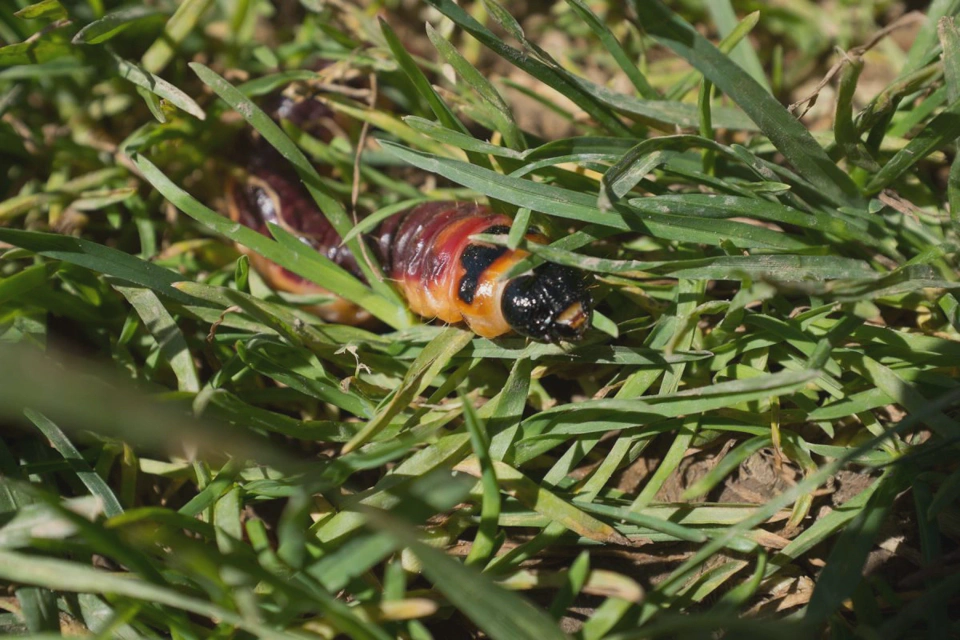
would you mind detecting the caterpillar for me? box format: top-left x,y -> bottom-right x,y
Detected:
224,97 -> 593,342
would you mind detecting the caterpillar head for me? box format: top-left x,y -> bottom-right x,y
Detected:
501,262 -> 593,343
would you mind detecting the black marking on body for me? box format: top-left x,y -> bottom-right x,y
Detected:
458,225 -> 511,304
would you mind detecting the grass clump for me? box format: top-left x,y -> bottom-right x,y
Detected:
1,0 -> 960,638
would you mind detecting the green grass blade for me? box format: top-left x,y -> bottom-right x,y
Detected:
343,327 -> 473,452
133,154 -> 407,328
363,508 -> 569,640
0,228 -> 198,306
571,78 -> 759,131
14,1 -> 66,21
72,6 -> 165,45
804,470 -> 906,625
236,337 -> 375,418
0,343 -> 312,474
379,18 -> 501,172
425,0 -> 632,136
141,0 -> 214,74
653,389 -> 960,617
902,0 -> 960,76
0,263 -> 53,306
564,0 -> 658,99
664,10 -> 760,101
459,457 -> 628,544
425,23 -> 525,150
0,40 -> 74,67
631,416 -> 698,510
939,16 -> 960,236
0,548 -> 313,640
834,58 -> 880,171
187,62 -> 406,311
23,410 -> 124,518
114,285 -> 200,393
864,95 -> 960,195
405,117 -> 523,158
384,142 -> 817,249
15,586 -> 59,633
177,459 -> 242,518
460,390 -> 502,568
111,54 -> 205,120
630,0 -> 863,208
707,1 -> 768,91
482,235 -> 875,281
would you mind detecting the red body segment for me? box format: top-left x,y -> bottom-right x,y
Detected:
226,176 -> 544,337
378,202 -> 523,337
223,90 -> 591,342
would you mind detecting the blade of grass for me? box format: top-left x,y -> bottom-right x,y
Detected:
0,549 -> 304,640
15,587 -> 59,633
384,143 -> 815,249
480,235 -> 875,280
864,94 -> 960,195
72,6 -> 165,45
572,77 -> 760,131
460,390 -> 501,568
0,343 -> 318,475
664,10 -> 761,101
707,1 -> 769,91
405,117 -> 523,158
0,228 -> 199,307
133,155 -> 407,328
836,351 -> 960,438
939,16 -> 960,237
564,0 -> 658,99
461,338 -> 709,365
236,337 -> 375,418
110,54 -> 205,120
379,18 -> 504,182
0,40 -> 74,67
187,62 -> 406,311
631,416 -> 699,510
343,327 -> 473,452
629,0 -> 863,208
456,457 -> 629,544
835,58 -> 880,172
14,1 -> 66,21
424,0 -> 632,136
362,507 -> 569,640
548,551 -> 590,619
426,23 -> 525,150
902,0 -> 960,76
114,285 -> 200,393
641,389 -> 960,625
141,0 -> 214,74
23,410 -> 124,518
804,469 -> 906,625
0,263 -> 54,307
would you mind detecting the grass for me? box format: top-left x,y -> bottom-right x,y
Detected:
1,0 -> 960,637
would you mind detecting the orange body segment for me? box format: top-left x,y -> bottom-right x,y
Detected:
225,184 -> 587,340
385,206 -> 551,339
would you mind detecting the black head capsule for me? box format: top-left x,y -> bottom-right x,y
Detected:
501,262 -> 593,343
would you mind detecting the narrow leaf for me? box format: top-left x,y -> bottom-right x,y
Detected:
630,0 -> 863,208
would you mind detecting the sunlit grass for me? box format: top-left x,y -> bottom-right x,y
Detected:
1,0 -> 959,638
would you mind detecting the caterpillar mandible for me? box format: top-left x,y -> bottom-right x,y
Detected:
224,96 -> 593,342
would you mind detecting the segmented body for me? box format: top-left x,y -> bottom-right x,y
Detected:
225,94 -> 592,341
375,201 -> 554,337
228,174 -> 558,338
